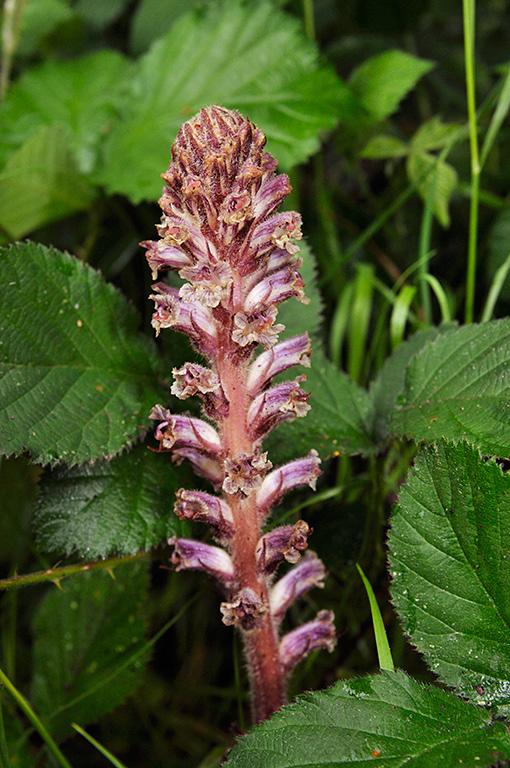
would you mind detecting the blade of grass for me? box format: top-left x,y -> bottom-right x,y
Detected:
329,281 -> 354,366
356,564 -> 394,672
390,284 -> 417,349
481,250 -> 510,322
423,273 -> 452,323
0,696 -> 13,768
348,263 -> 374,383
480,65 -> 510,168
72,724 -> 129,768
0,667 -> 73,768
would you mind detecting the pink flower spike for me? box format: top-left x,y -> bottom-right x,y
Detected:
270,552 -> 327,622
255,520 -> 311,574
244,268 -> 307,312
220,588 -> 268,630
256,451 -> 321,515
149,284 -> 218,354
169,537 -> 234,583
149,407 -> 221,455
247,378 -> 310,440
251,211 -> 302,259
252,173 -> 292,221
279,610 -> 336,673
142,240 -> 192,279
171,363 -> 220,400
247,334 -> 311,395
232,306 -> 285,349
174,489 -> 235,541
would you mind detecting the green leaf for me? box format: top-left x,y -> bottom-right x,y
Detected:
0,456 -> 39,564
0,50 -> 132,174
32,561 -> 150,740
34,442 -> 190,558
356,564 -> 394,671
224,669 -> 510,768
0,242 -> 166,466
389,441 -> 510,713
129,0 -> 203,53
97,0 -> 357,202
410,116 -> 462,153
0,124 -> 94,239
15,0 -> 75,57
75,0 -> 130,30
389,319 -> 510,455
369,325 -> 456,442
361,134 -> 408,159
407,150 -> 458,227
349,50 -> 434,122
277,242 -> 323,341
267,348 -> 377,463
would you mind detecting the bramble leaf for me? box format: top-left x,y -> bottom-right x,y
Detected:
97,0 -> 357,202
390,318 -> 510,455
0,242 -> 166,466
32,561 -> 150,740
389,440 -> 510,714
35,442 -> 190,558
225,669 -> 510,767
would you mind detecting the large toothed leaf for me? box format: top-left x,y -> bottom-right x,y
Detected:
96,0 -> 358,202
34,442 -> 190,558
0,50 -> 132,174
268,348 -> 376,463
32,561 -> 150,740
0,124 -> 94,239
390,318 -> 510,456
225,669 -> 510,768
389,440 -> 510,714
349,50 -> 434,122
0,242 -> 166,466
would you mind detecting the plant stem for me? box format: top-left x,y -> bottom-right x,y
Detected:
463,0 -> 480,324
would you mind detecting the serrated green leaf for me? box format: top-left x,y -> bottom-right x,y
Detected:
410,116 -> 462,153
34,441 -> 190,558
407,150 -> 458,227
361,134 -> 408,159
390,319 -> 510,455
369,325 -> 457,441
0,50 -> 132,174
96,0 -> 357,202
225,669 -> 510,768
389,440 -> 510,713
0,124 -> 94,239
267,348 -> 377,463
0,242 -> 166,466
349,50 -> 434,122
129,0 -> 203,53
32,561 -> 150,740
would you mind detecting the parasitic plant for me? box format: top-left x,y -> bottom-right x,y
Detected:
143,106 -> 335,724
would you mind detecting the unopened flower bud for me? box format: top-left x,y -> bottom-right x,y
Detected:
220,588 -> 268,631
169,537 -> 234,584
256,520 -> 311,574
279,610 -> 336,673
270,552 -> 327,622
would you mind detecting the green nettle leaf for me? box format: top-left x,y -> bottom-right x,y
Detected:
361,134 -> 408,159
32,561 -> 150,740
0,242 -> 167,466
390,319 -> 510,455
389,441 -> 510,713
407,150 -> 458,227
34,441 -> 190,558
0,124 -> 94,239
369,324 -> 457,442
268,348 -> 376,464
0,50 -> 132,174
225,669 -> 510,768
96,0 -> 358,202
349,50 -> 434,123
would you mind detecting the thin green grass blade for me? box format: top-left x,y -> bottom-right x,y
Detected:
481,251 -> 510,322
72,724 -> 128,768
0,667 -> 72,768
390,284 -> 417,349
356,564 -> 394,672
329,281 -> 354,366
347,264 -> 375,383
0,697 -> 13,768
480,65 -> 510,168
423,273 -> 452,323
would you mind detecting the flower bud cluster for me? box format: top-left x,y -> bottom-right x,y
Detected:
144,106 -> 335,716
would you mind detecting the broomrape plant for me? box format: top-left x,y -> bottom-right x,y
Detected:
143,105 -> 334,723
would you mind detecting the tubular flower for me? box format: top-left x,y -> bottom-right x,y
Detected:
143,106 -> 334,724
